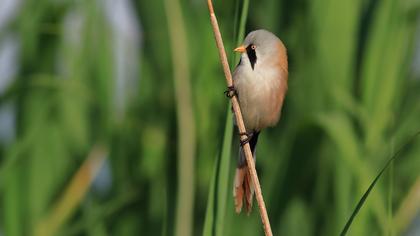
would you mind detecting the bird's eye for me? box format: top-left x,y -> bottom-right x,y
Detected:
251,45 -> 257,50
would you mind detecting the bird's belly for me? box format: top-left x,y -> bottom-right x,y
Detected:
236,76 -> 282,132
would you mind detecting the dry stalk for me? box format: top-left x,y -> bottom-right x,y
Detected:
206,1 -> 273,235
34,145 -> 107,236
395,175 -> 420,234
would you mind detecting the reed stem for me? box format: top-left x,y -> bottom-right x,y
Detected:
206,1 -> 273,235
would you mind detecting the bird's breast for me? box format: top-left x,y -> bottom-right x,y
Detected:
233,65 -> 287,132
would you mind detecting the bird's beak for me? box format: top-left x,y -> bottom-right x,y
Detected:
234,45 -> 246,53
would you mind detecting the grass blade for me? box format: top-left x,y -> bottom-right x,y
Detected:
340,130 -> 420,236
202,153 -> 220,236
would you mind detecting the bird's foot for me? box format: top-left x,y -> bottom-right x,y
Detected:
239,132 -> 253,146
224,85 -> 237,98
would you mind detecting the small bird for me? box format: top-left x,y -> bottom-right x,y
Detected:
232,29 -> 288,214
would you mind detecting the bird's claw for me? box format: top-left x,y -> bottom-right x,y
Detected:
239,132 -> 253,146
224,85 -> 237,98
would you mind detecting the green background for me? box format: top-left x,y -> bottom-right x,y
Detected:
0,0 -> 420,235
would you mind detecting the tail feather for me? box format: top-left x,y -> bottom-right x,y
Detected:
233,131 -> 259,214
233,167 -> 246,213
244,168 -> 255,213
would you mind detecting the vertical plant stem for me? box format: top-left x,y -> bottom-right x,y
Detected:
207,1 -> 273,235
216,110 -> 233,236
216,1 -> 249,235
236,0 -> 249,49
164,0 -> 196,236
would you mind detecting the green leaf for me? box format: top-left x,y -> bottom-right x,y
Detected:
340,131 -> 420,236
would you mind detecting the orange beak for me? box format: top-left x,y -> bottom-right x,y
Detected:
234,45 -> 246,53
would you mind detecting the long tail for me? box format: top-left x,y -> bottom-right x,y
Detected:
233,131 -> 260,214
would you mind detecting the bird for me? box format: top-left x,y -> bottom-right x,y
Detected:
231,29 -> 288,214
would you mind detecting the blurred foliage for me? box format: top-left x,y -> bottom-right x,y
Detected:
0,0 -> 419,236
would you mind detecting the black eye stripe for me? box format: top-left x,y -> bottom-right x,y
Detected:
246,44 -> 257,70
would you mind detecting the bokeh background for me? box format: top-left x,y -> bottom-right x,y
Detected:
0,0 -> 420,235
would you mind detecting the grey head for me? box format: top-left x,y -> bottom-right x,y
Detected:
236,29 -> 286,71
